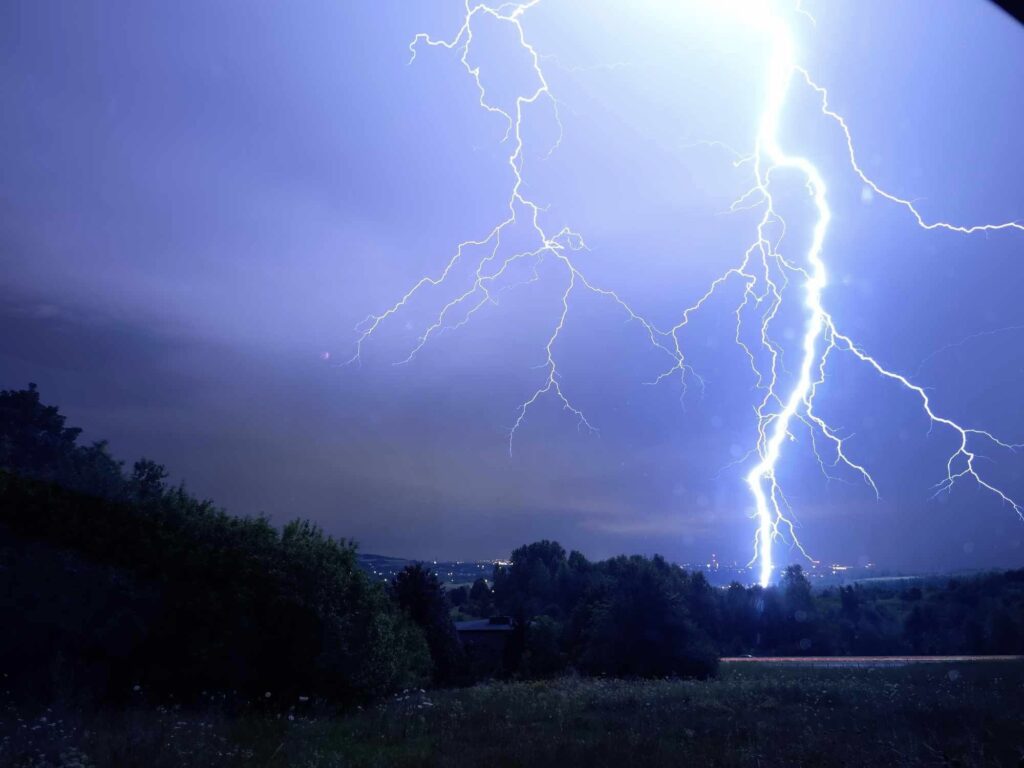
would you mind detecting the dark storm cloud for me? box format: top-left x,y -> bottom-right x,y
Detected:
0,283 -> 709,560
1,0 -> 1022,570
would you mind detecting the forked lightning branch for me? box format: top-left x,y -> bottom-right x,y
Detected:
350,0 -> 1023,586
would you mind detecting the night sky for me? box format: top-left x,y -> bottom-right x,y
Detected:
2,1 -> 1022,572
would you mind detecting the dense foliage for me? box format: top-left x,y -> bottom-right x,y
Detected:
447,577 -> 494,617
485,544 -> 1024,664
0,384 -> 430,705
390,563 -> 466,684
492,541 -> 720,678
3,383 -> 1021,710
719,566 -> 1024,657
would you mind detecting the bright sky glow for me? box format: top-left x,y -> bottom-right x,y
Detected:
3,1 -> 1022,571
351,0 -> 1023,585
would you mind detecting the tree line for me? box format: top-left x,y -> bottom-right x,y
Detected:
1,384 -> 430,706
2,385 -> 1021,707
450,540 -> 1024,678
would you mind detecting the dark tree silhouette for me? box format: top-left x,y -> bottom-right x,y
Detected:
0,384 -> 432,704
392,563 -> 466,684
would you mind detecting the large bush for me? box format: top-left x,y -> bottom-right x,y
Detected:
391,563 -> 466,685
0,384 -> 430,705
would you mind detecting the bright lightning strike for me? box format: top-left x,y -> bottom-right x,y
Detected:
350,0 -> 1023,587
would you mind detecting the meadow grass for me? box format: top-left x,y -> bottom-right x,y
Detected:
3,662 -> 1022,767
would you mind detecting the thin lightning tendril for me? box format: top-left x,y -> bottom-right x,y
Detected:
349,0 -> 1023,586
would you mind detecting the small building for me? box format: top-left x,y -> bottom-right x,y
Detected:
455,616 -> 516,676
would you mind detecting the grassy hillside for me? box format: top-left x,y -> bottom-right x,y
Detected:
4,662 -> 1022,767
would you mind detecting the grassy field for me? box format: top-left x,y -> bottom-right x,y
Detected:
3,662 -> 1022,767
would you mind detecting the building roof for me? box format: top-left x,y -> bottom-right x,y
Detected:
455,617 -> 514,632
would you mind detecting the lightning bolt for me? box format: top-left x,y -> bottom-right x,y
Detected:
350,0 -> 1023,587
